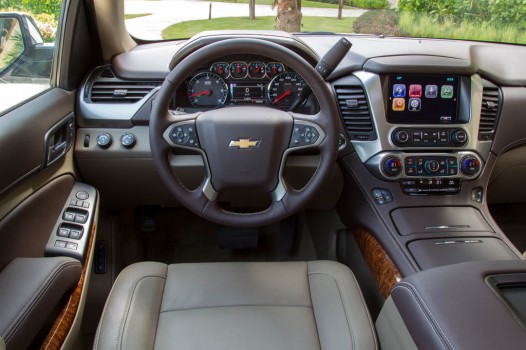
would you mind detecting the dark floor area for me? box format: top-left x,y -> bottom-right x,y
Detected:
490,203 -> 526,254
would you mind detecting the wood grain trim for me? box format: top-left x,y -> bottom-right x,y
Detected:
354,228 -> 401,299
41,224 -> 96,350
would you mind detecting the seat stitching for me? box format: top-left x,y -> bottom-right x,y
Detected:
306,264 -> 322,350
393,284 -> 450,350
152,265 -> 168,350
397,282 -> 455,350
308,272 -> 356,350
3,262 -> 80,343
161,304 -> 313,313
116,274 -> 166,350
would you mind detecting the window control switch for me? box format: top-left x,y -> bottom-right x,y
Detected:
58,227 -> 70,237
74,214 -> 87,224
63,212 -> 75,221
69,229 -> 83,240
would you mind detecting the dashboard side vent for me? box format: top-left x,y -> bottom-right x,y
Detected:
100,67 -> 115,79
335,85 -> 377,141
479,85 -> 501,141
90,81 -> 159,103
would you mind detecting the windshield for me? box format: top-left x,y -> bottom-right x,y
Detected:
125,0 -> 526,44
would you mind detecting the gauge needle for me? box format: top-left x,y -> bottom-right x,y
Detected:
273,90 -> 291,104
218,66 -> 223,74
255,66 -> 261,73
237,65 -> 241,73
190,90 -> 212,97
272,67 -> 277,74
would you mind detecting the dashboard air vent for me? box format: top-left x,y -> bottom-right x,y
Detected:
100,67 -> 115,79
479,85 -> 501,141
90,81 -> 159,103
335,85 -> 377,141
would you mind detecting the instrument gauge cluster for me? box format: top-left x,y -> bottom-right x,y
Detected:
183,58 -> 315,112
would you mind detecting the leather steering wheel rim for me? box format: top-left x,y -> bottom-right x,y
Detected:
150,38 -> 339,227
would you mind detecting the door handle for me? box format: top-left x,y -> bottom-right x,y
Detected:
43,114 -> 74,168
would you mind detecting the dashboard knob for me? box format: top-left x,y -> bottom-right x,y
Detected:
393,130 -> 409,144
97,133 -> 112,149
382,156 -> 402,177
460,156 -> 481,176
425,160 -> 440,174
451,130 -> 468,145
121,133 -> 136,149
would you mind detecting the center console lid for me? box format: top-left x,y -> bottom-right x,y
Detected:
377,260 -> 526,350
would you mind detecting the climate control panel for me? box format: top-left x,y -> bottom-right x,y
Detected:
375,152 -> 482,179
392,128 -> 468,147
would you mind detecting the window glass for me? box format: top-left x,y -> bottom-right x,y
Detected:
0,1 -> 61,114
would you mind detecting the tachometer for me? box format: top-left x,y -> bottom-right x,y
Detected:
267,72 -> 306,107
187,72 -> 228,107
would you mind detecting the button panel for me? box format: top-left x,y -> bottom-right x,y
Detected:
404,156 -> 458,177
45,183 -> 97,262
168,123 -> 199,148
392,128 -> 468,147
290,123 -> 321,148
401,179 -> 461,195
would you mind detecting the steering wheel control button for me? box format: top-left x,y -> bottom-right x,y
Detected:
460,156 -> 481,176
372,189 -> 393,205
290,123 -> 320,148
169,124 -> 199,148
382,157 -> 402,177
121,133 -> 136,149
96,133 -> 112,149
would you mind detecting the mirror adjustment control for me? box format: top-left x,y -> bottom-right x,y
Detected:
97,133 -> 112,149
382,156 -> 402,177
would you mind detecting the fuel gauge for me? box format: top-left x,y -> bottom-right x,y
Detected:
248,62 -> 266,79
210,62 -> 229,79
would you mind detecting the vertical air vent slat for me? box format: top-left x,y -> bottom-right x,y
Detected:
335,85 -> 376,141
479,85 -> 501,141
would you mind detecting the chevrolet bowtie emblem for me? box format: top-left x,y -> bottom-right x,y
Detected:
228,139 -> 261,149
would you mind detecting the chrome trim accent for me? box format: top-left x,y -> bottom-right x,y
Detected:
163,120 -> 218,202
271,119 -> 325,202
426,225 -> 471,230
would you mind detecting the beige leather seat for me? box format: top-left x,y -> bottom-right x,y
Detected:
94,261 -> 377,349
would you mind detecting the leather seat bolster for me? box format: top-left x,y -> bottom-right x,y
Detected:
308,261 -> 378,350
0,257 -> 82,350
94,262 -> 167,350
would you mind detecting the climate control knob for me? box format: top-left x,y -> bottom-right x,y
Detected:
382,156 -> 402,177
451,130 -> 468,145
460,156 -> 481,176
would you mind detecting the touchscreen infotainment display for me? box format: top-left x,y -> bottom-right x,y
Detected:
387,75 -> 460,124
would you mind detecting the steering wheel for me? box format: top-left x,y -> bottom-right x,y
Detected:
150,38 -> 339,227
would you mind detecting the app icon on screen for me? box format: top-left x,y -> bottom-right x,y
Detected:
441,85 -> 454,98
392,98 -> 405,111
393,84 -> 406,98
408,98 -> 421,111
425,85 -> 438,98
409,85 -> 422,98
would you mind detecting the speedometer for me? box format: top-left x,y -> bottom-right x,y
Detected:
267,72 -> 306,107
187,72 -> 228,107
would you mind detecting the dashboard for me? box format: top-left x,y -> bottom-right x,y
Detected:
174,55 -> 318,114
